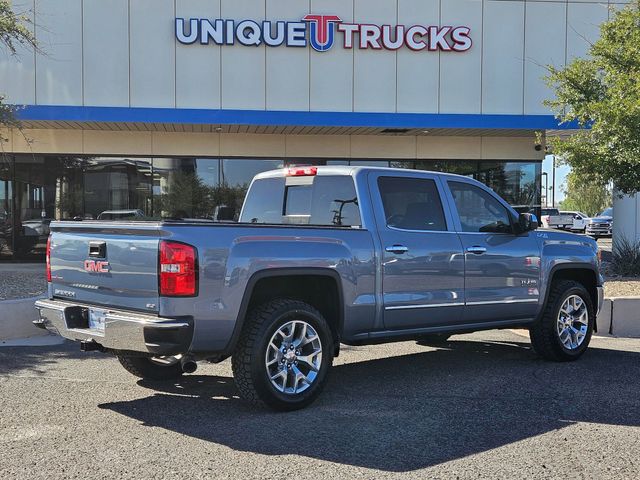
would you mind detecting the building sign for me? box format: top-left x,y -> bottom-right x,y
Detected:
175,15 -> 472,52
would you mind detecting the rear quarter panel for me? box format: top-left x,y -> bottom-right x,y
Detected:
160,225 -> 376,353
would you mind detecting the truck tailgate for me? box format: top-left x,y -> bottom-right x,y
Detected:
49,226 -> 160,312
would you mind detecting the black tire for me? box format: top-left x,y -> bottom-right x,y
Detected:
117,355 -> 184,380
231,299 -> 334,411
416,334 -> 451,347
529,280 -> 594,362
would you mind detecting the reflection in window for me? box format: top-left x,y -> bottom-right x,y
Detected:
241,175 -> 361,227
220,159 -> 283,219
153,158 -> 217,219
477,162 -> 540,214
449,181 -> 512,233
0,159 -> 12,261
1,155 -> 541,261
378,177 -> 447,231
391,160 -> 541,216
82,158 -> 153,220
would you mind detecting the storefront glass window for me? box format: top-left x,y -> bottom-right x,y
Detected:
220,159 -> 284,218
477,162 -> 541,214
0,157 -> 13,261
0,155 -> 542,262
152,158 -> 219,219
82,158 -> 153,220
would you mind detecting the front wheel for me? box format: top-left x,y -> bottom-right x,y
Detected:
232,299 -> 334,411
529,280 -> 594,362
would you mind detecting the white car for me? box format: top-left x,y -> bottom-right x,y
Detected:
560,211 -> 589,233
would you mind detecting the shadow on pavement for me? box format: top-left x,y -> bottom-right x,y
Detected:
99,339 -> 640,472
0,340 -> 100,375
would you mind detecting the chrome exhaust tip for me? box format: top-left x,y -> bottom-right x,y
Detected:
180,356 -> 197,374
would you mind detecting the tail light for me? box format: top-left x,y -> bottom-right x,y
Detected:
46,236 -> 52,282
159,241 -> 197,297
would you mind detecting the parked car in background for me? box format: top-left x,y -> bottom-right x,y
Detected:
540,208 -> 574,230
586,207 -> 613,238
540,208 -> 559,228
560,211 -> 589,233
36,166 -> 604,411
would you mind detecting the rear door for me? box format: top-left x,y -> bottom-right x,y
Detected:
444,180 -> 541,323
369,172 -> 465,330
49,225 -> 160,312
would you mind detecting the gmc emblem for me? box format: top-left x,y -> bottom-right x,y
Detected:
84,260 -> 110,273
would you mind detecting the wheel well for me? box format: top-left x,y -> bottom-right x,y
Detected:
246,274 -> 342,347
550,268 -> 598,311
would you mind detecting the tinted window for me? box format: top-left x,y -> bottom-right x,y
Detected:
449,181 -> 513,233
377,177 -> 447,231
240,178 -> 286,224
309,176 -> 360,226
285,185 -> 313,216
240,176 -> 361,227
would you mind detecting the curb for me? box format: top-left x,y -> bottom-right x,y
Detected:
0,295 -> 638,341
608,297 -> 640,338
0,295 -> 48,341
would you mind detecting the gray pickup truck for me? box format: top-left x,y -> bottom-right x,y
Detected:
35,166 -> 604,410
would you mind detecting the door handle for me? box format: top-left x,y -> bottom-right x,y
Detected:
385,245 -> 409,254
466,246 -> 487,255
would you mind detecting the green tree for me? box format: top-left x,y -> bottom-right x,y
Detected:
560,172 -> 611,217
1,1 -> 37,129
159,172 -> 215,218
545,1 -> 640,195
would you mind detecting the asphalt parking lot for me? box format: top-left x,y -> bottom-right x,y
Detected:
1,330 -> 639,479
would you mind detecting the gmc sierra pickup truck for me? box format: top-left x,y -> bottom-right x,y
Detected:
35,166 -> 604,410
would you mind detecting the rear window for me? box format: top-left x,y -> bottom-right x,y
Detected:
240,176 -> 361,227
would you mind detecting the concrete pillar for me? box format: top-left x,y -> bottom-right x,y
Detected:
613,193 -> 640,243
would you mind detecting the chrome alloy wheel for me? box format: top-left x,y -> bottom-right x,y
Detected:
265,320 -> 323,395
557,295 -> 589,350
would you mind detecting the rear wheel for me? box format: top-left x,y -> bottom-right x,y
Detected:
232,299 -> 334,411
529,280 -> 594,362
117,355 -> 184,380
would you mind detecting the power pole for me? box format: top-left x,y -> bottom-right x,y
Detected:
542,172 -> 548,207
551,155 -> 556,208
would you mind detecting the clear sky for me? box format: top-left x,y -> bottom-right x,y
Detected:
542,154 -> 570,207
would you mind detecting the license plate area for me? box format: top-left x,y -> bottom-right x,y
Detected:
88,309 -> 107,334
64,306 -> 106,335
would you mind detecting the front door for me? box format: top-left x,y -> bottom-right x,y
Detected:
370,173 -> 465,330
445,180 -> 541,323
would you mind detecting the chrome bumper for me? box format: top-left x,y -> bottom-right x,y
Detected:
597,286 -> 604,316
586,228 -> 612,235
34,299 -> 193,355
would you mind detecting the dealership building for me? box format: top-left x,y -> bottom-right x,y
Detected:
0,0 -> 625,260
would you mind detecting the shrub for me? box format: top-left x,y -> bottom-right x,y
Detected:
611,236 -> 640,277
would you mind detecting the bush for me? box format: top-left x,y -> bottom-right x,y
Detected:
611,236 -> 640,277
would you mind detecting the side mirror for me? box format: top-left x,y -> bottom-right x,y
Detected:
518,213 -> 539,233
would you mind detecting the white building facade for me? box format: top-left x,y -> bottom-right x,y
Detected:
0,0 -> 628,260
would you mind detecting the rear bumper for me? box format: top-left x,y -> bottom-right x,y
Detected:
34,299 -> 193,355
